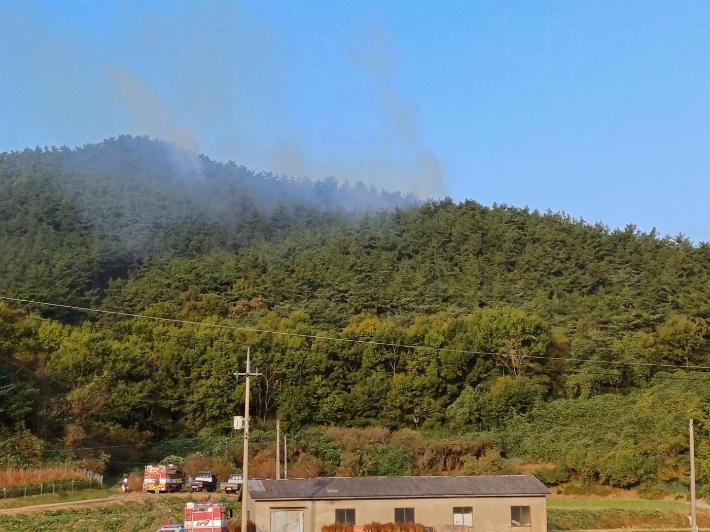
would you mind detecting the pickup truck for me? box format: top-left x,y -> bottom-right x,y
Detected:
219,473 -> 243,494
189,471 -> 218,492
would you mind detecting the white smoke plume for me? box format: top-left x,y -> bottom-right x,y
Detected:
111,69 -> 200,155
350,25 -> 446,199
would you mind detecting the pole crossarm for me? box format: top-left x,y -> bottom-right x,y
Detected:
235,350 -> 263,380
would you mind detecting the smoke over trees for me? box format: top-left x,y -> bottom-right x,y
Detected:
1,137 -> 710,490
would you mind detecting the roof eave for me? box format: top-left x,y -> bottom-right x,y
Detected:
250,493 -> 549,502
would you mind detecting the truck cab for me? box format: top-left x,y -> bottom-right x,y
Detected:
184,501 -> 231,531
189,471 -> 217,492
219,473 -> 243,494
143,464 -> 184,493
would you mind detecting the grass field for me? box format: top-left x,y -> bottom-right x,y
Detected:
0,496 -> 241,532
0,491 -> 703,531
0,498 -> 188,532
548,498 -> 692,512
0,487 -> 118,509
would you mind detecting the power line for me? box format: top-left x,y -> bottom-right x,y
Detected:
2,295 -> 710,371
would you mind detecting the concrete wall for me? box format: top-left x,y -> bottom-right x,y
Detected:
251,496 -> 547,532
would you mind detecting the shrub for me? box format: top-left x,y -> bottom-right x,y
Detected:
160,455 -> 185,467
364,522 -> 425,532
292,428 -> 341,473
250,448 -> 277,479
534,462 -> 571,486
183,453 -> 208,478
461,448 -> 504,476
322,524 -> 354,532
390,429 -> 427,456
337,451 -> 372,477
370,447 -> 415,476
422,439 -> 490,473
325,427 -> 391,451
288,453 -> 327,478
153,438 -> 207,460
209,457 -> 234,483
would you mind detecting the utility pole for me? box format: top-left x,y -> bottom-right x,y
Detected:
284,435 -> 288,479
690,419 -> 698,532
276,420 -> 281,480
236,348 -> 261,532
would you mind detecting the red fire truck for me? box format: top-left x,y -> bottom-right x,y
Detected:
183,501 -> 231,532
142,464 -> 184,493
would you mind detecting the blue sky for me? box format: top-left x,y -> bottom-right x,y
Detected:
2,1 -> 710,242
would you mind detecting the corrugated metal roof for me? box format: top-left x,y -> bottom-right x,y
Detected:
247,475 -> 549,501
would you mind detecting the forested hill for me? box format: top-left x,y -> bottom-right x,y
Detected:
2,136 -> 710,490
0,136 -> 415,306
1,135 -> 709,330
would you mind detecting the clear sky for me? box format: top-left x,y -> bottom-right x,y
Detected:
2,1 -> 710,242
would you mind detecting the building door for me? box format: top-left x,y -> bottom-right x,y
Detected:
271,510 -> 304,532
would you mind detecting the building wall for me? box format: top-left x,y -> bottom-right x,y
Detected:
250,495 -> 547,532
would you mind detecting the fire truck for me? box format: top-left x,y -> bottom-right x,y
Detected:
183,501 -> 232,532
142,464 -> 184,493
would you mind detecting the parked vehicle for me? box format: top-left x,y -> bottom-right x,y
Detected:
157,521 -> 187,532
184,500 -> 231,531
219,473 -> 243,494
143,464 -> 184,493
189,471 -> 217,492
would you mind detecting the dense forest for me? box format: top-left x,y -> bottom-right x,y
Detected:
1,136 -> 710,492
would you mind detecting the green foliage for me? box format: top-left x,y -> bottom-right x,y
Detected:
292,428 -> 342,473
0,498 -> 188,532
546,508 -> 699,531
159,455 -> 185,467
534,463 -> 571,486
1,137 -> 710,491
504,376 -> 710,488
460,448 -> 505,475
485,376 -> 548,422
446,387 -> 486,428
369,446 -> 415,476
0,431 -> 66,468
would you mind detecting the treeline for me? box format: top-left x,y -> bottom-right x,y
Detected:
1,302 -> 709,490
2,137 -> 710,332
0,136 -> 415,310
3,303 -> 708,433
1,136 -> 710,491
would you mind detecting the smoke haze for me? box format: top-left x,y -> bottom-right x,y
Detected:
1,2 -> 448,200
351,26 -> 446,198
111,69 -> 200,155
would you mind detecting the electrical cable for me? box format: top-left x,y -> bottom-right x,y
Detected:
3,295 -> 710,371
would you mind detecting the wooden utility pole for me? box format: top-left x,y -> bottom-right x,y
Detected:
690,419 -> 698,532
276,420 -> 281,480
236,348 -> 261,532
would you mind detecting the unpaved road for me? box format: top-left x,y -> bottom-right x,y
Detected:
0,491 -> 194,515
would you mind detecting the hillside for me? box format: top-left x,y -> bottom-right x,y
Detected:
0,136 -> 415,309
1,136 -> 710,493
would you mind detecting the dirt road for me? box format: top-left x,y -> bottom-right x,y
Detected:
0,491 -> 193,515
